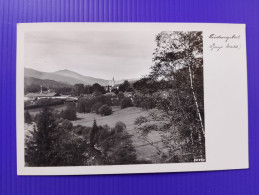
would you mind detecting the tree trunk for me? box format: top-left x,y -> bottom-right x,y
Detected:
188,64 -> 205,136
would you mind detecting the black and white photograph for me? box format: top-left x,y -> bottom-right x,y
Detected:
23,29 -> 205,167
16,23 -> 248,175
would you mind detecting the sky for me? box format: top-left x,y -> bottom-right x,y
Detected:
24,31 -> 158,80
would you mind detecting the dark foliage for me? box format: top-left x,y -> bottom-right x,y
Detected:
100,131 -> 138,165
73,84 -> 85,96
77,98 -> 93,113
61,119 -> 73,131
98,104 -> 112,116
92,102 -> 103,113
92,83 -> 105,94
60,103 -> 77,120
133,95 -> 156,110
114,121 -> 126,133
77,95 -> 112,113
25,107 -> 88,166
25,106 -> 57,166
118,80 -> 130,92
24,110 -> 32,124
90,119 -> 99,147
121,97 -> 133,109
148,31 -> 205,161
25,98 -> 65,110
134,116 -> 148,126
117,92 -> 125,101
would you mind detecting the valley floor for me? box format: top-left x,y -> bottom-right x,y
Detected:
72,106 -> 164,163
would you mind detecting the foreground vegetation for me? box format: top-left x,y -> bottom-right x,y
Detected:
25,106 -> 142,166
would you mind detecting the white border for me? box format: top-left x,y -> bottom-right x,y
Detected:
16,23 -> 248,175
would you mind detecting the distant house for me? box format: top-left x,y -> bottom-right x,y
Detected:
104,92 -> 116,97
25,92 -> 61,101
104,77 -> 118,92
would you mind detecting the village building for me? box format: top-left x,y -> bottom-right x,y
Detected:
25,92 -> 61,101
24,86 -> 61,101
105,77 -> 118,92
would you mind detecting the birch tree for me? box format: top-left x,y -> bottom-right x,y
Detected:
149,31 -> 205,161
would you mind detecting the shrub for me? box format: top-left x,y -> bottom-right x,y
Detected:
126,87 -> 134,92
134,116 -> 148,126
60,103 -> 77,120
77,95 -> 113,113
121,97 -> 133,109
74,126 -> 82,135
114,121 -> 126,133
98,125 -> 111,142
138,124 -> 158,135
117,92 -> 124,101
98,104 -> 112,116
102,132 -> 137,165
37,98 -> 64,106
94,95 -> 112,106
73,125 -> 91,137
133,95 -> 156,109
77,98 -> 93,113
24,98 -> 65,109
24,110 -> 32,124
140,98 -> 156,109
61,119 -> 73,131
92,102 -> 103,113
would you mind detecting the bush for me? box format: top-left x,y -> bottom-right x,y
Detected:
138,124 -> 158,135
98,104 -> 112,116
77,95 -> 113,113
140,98 -> 156,109
98,125 -> 111,142
133,95 -> 156,109
92,102 -> 103,113
60,103 -> 77,120
101,132 -> 138,165
77,98 -> 93,113
24,110 -> 32,124
93,95 -> 112,106
117,92 -> 124,101
73,125 -> 91,137
121,97 -> 133,109
114,121 -> 126,133
134,116 -> 148,126
24,98 -> 65,109
61,119 -> 73,131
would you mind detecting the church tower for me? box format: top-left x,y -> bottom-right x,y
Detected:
112,77 -> 115,87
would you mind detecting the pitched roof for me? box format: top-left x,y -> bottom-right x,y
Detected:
25,92 -> 59,97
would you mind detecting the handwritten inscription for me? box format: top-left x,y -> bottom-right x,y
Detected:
209,34 -> 241,52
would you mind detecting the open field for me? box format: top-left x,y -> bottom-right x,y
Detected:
25,105 -> 166,163
72,106 -> 164,163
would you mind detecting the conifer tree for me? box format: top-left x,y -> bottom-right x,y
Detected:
25,106 -> 57,166
90,119 -> 99,147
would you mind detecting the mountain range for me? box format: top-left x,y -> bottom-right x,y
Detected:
24,77 -> 71,89
24,68 -> 138,86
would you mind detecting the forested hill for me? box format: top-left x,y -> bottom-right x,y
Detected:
25,68 -> 138,86
24,77 -> 72,89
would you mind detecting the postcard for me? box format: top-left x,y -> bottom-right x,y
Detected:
16,23 -> 248,175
